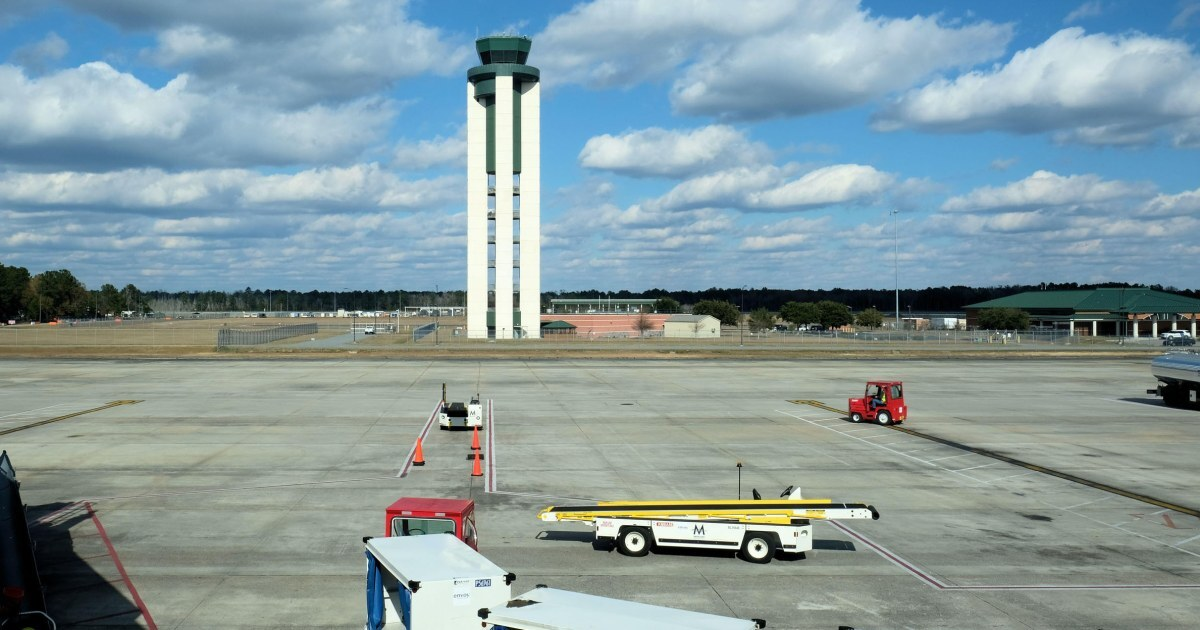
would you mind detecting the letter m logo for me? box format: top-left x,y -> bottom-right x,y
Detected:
692,524 -> 705,536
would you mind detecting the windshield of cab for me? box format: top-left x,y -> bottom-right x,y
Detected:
391,516 -> 457,537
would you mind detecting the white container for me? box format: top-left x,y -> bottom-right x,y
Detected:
365,535 -> 514,630
479,586 -> 765,630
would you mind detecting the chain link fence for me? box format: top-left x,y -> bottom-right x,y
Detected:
217,323 -> 318,347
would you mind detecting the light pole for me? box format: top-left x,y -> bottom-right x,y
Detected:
740,285 -> 746,347
434,283 -> 439,345
891,209 -> 900,332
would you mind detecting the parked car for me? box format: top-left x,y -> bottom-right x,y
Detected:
1164,336 -> 1195,346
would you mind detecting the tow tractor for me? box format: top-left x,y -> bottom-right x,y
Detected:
385,496 -> 478,550
537,485 -> 878,564
848,380 -> 906,425
438,384 -> 484,430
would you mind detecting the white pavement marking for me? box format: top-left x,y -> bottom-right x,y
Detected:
486,399 -> 496,493
832,520 -> 1200,590
397,401 -> 440,477
928,453 -> 974,462
985,471 -> 1037,484
1064,497 -> 1112,510
776,409 -> 985,485
951,462 -> 998,472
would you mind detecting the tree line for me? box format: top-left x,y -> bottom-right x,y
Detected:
3,258 -> 1190,325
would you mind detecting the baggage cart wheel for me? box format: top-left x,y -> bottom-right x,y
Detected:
850,412 -> 863,423
876,410 -> 892,425
616,527 -> 652,557
740,532 -> 776,564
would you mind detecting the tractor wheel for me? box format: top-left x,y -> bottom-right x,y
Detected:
616,527 -> 652,557
850,411 -> 863,423
740,532 -> 777,564
876,410 -> 892,425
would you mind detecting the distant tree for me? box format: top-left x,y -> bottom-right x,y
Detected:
977,308 -> 1030,330
121,284 -> 145,313
748,307 -> 776,332
0,262 -> 31,321
855,307 -> 884,329
780,302 -> 820,328
816,301 -> 853,329
98,283 -> 122,316
654,296 -> 681,313
26,269 -> 88,321
692,300 -> 740,327
634,311 -> 655,337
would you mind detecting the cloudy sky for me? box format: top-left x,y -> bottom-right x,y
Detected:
1,0 -> 1198,293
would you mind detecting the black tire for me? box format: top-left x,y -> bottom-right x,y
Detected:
740,532 -> 777,564
616,527 -> 652,557
876,410 -> 892,425
850,411 -> 863,423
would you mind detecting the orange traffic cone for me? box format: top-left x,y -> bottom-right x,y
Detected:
470,426 -> 481,451
412,438 -> 426,466
471,450 -> 483,477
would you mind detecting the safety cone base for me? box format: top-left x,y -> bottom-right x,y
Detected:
412,438 -> 426,466
471,452 -> 483,477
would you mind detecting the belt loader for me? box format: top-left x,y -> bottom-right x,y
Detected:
538,486 -> 879,564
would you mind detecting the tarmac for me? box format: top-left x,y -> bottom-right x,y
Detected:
2,357 -> 1198,629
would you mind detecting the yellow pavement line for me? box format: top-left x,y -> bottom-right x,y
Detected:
0,400 -> 142,436
788,399 -> 848,415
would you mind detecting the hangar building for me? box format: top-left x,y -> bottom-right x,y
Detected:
965,288 -> 1200,337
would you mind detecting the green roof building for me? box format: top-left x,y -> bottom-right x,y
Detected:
965,288 -> 1200,337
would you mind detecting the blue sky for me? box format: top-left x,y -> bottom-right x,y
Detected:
1,0 -> 1197,293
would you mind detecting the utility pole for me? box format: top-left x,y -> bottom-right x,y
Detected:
891,209 -> 900,332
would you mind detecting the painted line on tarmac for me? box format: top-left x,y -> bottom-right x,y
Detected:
790,399 -> 1200,519
87,501 -> 158,629
830,520 -> 1200,591
397,401 -> 441,478
81,475 -> 403,502
888,424 -> 1200,519
0,400 -> 141,436
486,399 -> 496,493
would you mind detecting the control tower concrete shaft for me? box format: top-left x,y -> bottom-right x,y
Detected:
466,36 -> 540,339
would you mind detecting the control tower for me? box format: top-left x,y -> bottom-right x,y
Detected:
466,36 -> 540,339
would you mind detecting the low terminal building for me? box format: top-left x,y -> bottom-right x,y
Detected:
965,288 -> 1200,337
663,314 -> 720,338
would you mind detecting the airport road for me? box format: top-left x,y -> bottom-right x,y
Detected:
2,358 -> 1198,629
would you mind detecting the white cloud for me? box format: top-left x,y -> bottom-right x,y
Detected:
940,170 -> 1155,212
746,164 -> 894,210
652,163 -> 896,212
874,28 -> 1200,146
10,32 -> 68,73
61,0 -> 471,107
1172,2 -> 1200,29
537,0 -> 1011,120
739,216 -> 831,252
990,158 -> 1018,171
578,125 -> 771,178
1137,188 -> 1200,217
0,168 -> 248,210
392,131 -> 467,171
0,62 -> 393,169
0,165 -> 460,215
1064,1 -> 1105,24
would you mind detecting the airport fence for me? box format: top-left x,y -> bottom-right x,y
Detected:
217,323 -> 318,346
412,322 -> 437,343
